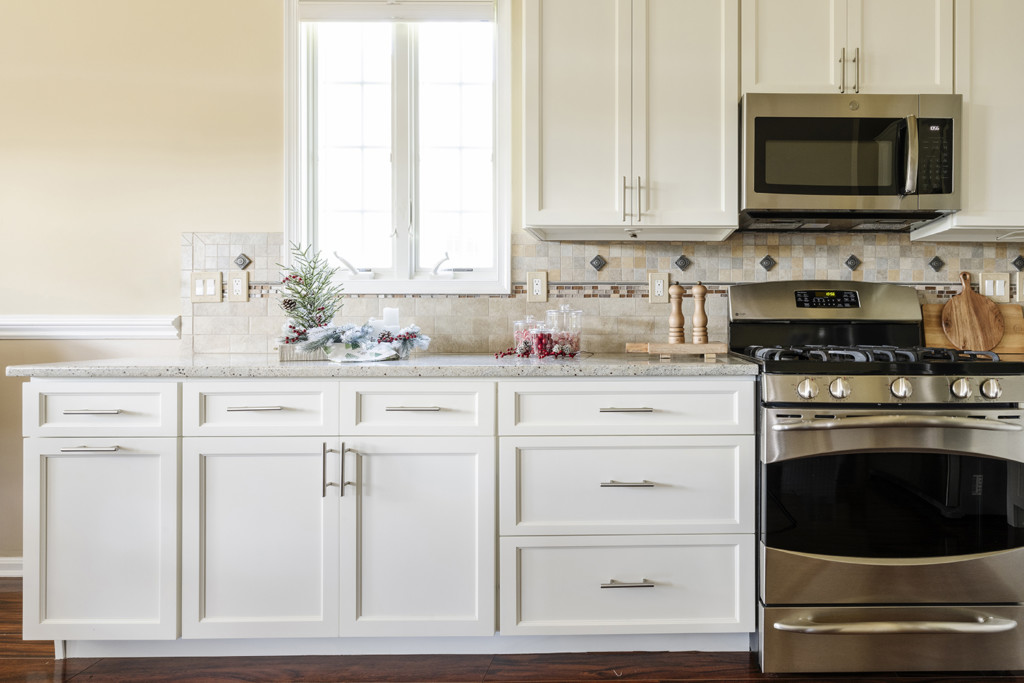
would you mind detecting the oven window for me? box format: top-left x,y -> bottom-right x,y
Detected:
764,453 -> 1024,558
754,117 -> 905,195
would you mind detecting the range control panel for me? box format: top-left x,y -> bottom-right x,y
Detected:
794,290 -> 861,309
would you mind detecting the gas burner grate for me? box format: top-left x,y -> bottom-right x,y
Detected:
745,344 -> 1001,363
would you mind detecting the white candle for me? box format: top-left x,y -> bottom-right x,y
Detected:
382,307 -> 399,327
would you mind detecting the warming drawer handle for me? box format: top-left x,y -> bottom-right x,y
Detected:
600,480 -> 656,488
62,409 -> 122,415
600,579 -> 655,589
226,405 -> 284,412
59,446 -> 120,453
772,415 -> 1023,432
774,615 -> 1017,635
385,406 -> 442,412
600,407 -> 655,413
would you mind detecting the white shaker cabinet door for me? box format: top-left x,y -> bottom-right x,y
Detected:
339,436 -> 496,637
23,437 -> 179,640
182,436 -> 340,638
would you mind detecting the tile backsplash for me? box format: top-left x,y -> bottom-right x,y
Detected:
182,231 -> 1024,355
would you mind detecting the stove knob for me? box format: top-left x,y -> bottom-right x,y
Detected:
981,378 -> 1003,399
829,377 -> 851,399
951,377 -> 972,399
796,378 -> 819,400
890,377 -> 913,399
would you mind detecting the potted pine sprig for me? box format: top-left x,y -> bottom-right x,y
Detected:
277,243 -> 344,357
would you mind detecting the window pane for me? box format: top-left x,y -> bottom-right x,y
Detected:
416,22 -> 494,270
314,23 -> 393,270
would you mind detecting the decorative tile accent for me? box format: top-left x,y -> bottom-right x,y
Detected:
589,255 -> 607,271
845,254 -> 861,271
234,253 -> 252,270
759,255 -> 777,272
928,256 -> 945,272
1012,255 -> 1024,271
674,254 -> 692,271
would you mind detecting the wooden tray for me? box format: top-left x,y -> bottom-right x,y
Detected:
626,342 -> 728,362
923,303 -> 1024,353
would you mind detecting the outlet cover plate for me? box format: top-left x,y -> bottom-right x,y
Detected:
1018,272 -> 1024,303
648,272 -> 670,304
527,271 -> 548,303
981,272 -> 1011,303
228,270 -> 249,302
190,271 -> 222,303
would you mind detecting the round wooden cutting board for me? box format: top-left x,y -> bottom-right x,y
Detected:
941,271 -> 1005,351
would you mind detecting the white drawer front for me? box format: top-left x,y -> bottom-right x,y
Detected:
23,381 -> 179,437
341,381 -> 496,435
499,535 -> 755,635
498,379 -> 755,435
500,436 -> 754,535
183,381 -> 339,436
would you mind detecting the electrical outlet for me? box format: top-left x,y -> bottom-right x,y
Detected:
190,271 -> 222,303
228,270 -> 249,302
981,272 -> 1011,303
527,271 -> 548,302
648,272 -> 670,304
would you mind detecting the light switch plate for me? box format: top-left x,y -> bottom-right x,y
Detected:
648,272 -> 670,304
190,271 -> 222,303
527,271 -> 547,303
227,270 -> 249,302
980,272 -> 1011,303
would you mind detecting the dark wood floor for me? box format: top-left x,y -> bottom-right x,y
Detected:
4,578 -> 1024,682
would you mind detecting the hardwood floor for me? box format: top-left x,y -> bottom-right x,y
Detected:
3,578 -> 1024,682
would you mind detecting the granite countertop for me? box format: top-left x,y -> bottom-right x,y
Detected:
6,352 -> 759,379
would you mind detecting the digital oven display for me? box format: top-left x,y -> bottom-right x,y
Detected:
794,289 -> 861,308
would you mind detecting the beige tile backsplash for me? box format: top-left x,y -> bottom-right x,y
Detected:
182,231 -> 1023,355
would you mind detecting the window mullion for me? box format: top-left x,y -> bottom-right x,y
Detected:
392,23 -> 413,280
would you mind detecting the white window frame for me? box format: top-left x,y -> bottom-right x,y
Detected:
284,0 -> 511,295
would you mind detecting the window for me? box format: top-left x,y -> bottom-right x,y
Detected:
285,0 -> 510,294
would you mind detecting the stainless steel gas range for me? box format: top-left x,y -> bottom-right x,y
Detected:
729,280 -> 1024,674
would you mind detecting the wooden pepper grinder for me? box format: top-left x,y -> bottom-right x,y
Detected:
691,281 -> 708,344
668,284 -> 686,343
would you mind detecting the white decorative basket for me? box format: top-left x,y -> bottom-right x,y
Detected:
277,344 -> 327,362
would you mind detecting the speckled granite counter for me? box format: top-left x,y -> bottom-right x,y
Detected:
6,352 -> 759,379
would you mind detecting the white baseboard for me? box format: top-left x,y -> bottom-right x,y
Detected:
0,316 -> 180,340
0,557 -> 23,578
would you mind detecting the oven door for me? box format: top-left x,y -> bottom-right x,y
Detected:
761,407 -> 1024,606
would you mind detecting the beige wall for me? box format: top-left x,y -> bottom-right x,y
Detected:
0,0 -> 286,559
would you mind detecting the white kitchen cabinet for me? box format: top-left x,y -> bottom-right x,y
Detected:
339,436 -> 496,637
741,0 -> 953,95
910,0 -> 1024,242
23,437 -> 179,640
182,436 -> 341,639
523,0 -> 738,241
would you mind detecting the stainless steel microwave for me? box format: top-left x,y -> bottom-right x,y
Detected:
740,93 -> 961,232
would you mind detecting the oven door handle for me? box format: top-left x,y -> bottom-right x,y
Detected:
772,415 -> 1023,432
774,615 -> 1017,635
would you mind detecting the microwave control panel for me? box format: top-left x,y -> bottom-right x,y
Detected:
917,118 -> 954,195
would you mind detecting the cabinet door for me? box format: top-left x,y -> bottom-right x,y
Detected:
633,0 -> 738,229
523,0 -> 632,227
848,0 -> 953,94
741,0 -> 847,93
182,437 -> 340,638
23,438 -> 179,640
340,436 -> 495,636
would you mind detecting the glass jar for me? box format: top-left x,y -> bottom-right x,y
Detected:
512,315 -> 539,355
544,303 -> 583,354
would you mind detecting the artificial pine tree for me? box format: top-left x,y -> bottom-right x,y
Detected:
277,243 -> 345,344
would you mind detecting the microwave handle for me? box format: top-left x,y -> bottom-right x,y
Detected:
904,115 -> 918,195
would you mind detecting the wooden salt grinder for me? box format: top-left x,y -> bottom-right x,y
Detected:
668,284 -> 685,343
692,281 -> 708,344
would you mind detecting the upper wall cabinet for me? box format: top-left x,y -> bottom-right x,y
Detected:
523,0 -> 739,242
741,0 -> 953,95
911,0 -> 1024,241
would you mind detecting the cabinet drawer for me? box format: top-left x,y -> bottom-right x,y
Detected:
498,379 -> 754,435
499,535 -> 755,635
23,381 -> 179,437
500,436 -> 754,535
183,381 -> 339,436
341,381 -> 495,435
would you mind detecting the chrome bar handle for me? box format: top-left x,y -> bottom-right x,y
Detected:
385,406 -> 441,412
622,176 -> 627,222
226,405 -> 284,412
342,446 -> 358,495
839,47 -> 846,92
636,176 -> 642,222
852,47 -> 859,93
774,616 -> 1017,635
904,115 -> 919,195
59,446 -> 119,453
601,579 -> 655,589
62,409 -> 121,415
600,480 -> 655,488
599,407 -> 655,413
772,414 -> 1023,432
323,442 -> 341,498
